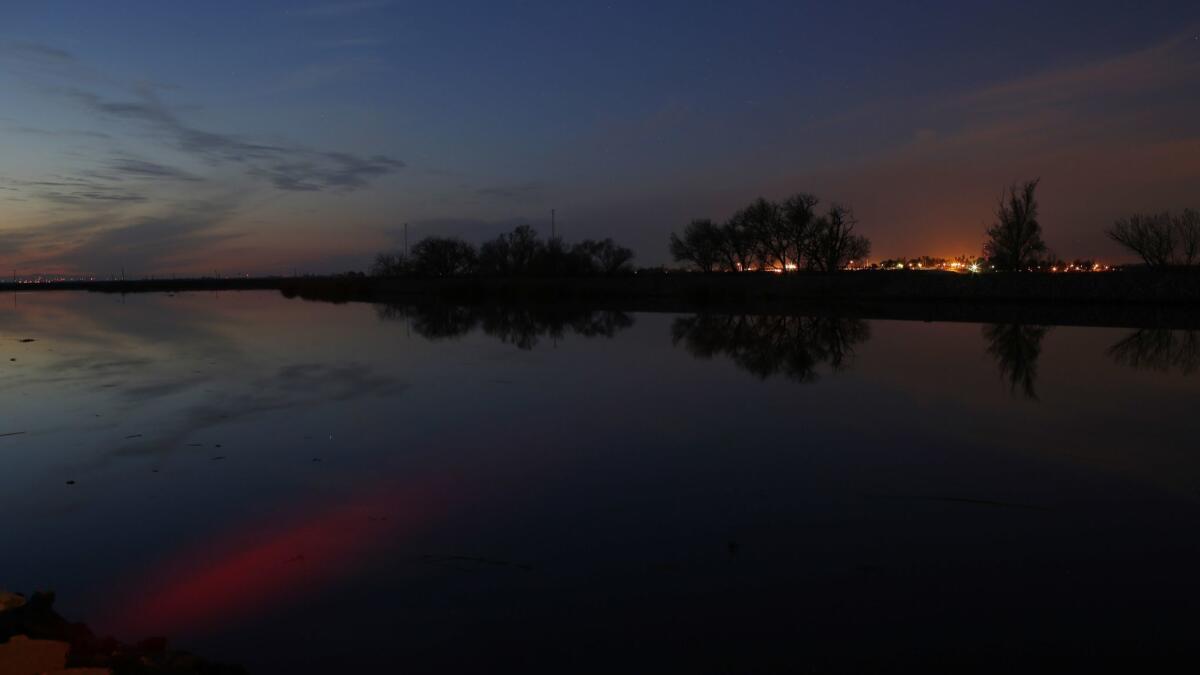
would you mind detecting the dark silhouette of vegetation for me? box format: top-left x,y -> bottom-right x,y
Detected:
671,313 -> 871,382
808,205 -> 871,272
670,193 -> 870,272
374,301 -> 633,349
410,236 -> 477,277
1106,209 -> 1200,268
983,323 -> 1051,399
983,179 -> 1048,271
669,219 -> 725,273
477,224 -> 543,275
573,237 -> 636,275
370,251 -> 411,276
1108,328 -> 1200,374
373,226 -> 634,278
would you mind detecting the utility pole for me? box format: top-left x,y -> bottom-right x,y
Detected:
404,222 -> 409,257
550,209 -> 556,240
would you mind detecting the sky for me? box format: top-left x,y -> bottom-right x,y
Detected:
1,0 -> 1198,275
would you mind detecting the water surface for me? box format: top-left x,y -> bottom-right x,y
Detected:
3,291 -> 1199,672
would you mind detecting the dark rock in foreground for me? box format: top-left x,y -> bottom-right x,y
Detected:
0,591 -> 245,674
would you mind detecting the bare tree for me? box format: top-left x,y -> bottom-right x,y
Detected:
739,198 -> 790,271
718,212 -> 756,272
1106,212 -> 1176,267
1174,209 -> 1200,266
370,251 -> 410,276
984,179 -> 1047,270
670,219 -> 725,272
479,225 -> 543,275
780,193 -> 820,270
410,237 -> 477,276
573,238 -> 635,275
676,191 -> 869,273
806,205 -> 871,272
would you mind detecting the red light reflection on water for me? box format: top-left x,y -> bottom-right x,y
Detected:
111,478 -> 445,637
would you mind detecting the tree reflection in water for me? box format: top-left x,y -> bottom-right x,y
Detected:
982,323 -> 1051,400
374,302 -> 634,349
671,313 -> 871,382
1108,328 -> 1200,375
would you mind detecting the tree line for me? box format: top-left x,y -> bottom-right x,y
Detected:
669,180 -> 1199,272
371,225 -> 634,277
669,194 -> 870,273
985,179 -> 1200,271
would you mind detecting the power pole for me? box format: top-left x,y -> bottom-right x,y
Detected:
404,222 -> 409,257
551,209 -> 556,240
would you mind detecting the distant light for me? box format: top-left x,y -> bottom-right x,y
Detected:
969,263 -> 980,273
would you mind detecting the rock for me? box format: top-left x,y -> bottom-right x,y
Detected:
0,635 -> 69,674
0,591 -> 242,673
0,591 -> 26,612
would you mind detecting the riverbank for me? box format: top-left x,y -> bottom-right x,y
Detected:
8,269 -> 1200,304
283,269 -> 1200,304
5,271 -> 1200,329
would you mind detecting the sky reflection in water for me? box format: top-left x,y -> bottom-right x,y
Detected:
2,291 -> 1199,672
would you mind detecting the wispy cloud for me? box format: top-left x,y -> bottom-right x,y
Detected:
0,40 -> 75,64
63,86 -> 404,192
7,125 -> 112,140
964,30 -> 1200,110
0,174 -> 146,207
103,158 -> 203,182
46,200 -> 245,274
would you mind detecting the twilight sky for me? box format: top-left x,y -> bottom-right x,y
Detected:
1,1 -> 1198,275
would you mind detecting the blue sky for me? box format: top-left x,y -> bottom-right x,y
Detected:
1,1 -> 1198,274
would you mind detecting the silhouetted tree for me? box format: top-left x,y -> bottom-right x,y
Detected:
1180,209 -> 1200,266
410,237 -> 477,277
1107,209 -> 1200,268
983,323 -> 1050,399
534,235 -> 571,275
478,225 -> 544,275
718,212 -> 756,272
572,238 -> 635,275
740,198 -> 790,271
670,219 -> 725,272
806,205 -> 870,271
370,251 -> 410,276
984,179 -> 1047,271
676,192 -> 870,272
780,193 -> 821,270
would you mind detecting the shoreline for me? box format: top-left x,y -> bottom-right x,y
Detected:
4,271 -> 1200,329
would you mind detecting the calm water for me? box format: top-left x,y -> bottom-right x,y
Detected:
3,291 -> 1199,672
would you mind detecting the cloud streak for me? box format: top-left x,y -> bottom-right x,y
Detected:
64,87 -> 404,192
